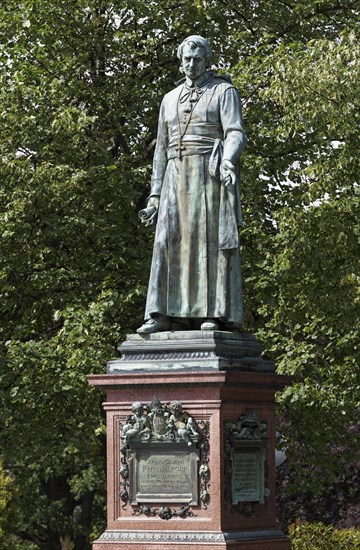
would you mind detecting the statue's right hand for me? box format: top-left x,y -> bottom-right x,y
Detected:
147,196 -> 160,211
138,195 -> 160,226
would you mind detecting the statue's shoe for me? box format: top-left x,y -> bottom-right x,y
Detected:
137,318 -> 171,334
200,319 -> 219,331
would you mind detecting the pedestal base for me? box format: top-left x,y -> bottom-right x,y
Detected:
93,529 -> 290,549
88,332 -> 291,550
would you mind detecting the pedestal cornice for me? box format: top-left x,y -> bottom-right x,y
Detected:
107,331 -> 276,374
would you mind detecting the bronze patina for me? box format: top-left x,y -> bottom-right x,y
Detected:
138,36 -> 247,334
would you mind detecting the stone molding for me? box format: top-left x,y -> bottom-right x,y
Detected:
108,330 -> 275,374
97,531 -> 225,542
116,350 -> 258,361
96,529 -> 287,542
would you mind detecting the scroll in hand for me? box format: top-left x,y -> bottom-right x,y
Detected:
138,196 -> 159,226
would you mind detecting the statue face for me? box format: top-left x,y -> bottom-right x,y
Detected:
132,403 -> 143,415
181,44 -> 207,81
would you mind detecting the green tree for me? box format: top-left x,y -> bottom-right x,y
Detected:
0,463 -> 13,544
236,27 -> 359,494
0,0 -> 358,547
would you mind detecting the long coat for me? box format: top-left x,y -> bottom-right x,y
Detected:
144,73 -> 247,325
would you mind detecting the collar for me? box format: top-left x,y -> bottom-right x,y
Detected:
175,71 -> 232,87
185,71 -> 211,88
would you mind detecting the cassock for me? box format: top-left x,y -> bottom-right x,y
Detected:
144,73 -> 247,325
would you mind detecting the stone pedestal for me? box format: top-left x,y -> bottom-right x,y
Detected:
88,331 -> 291,549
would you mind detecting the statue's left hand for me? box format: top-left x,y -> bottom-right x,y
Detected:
220,160 -> 236,187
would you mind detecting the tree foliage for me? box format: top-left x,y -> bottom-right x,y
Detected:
0,463 -> 14,544
0,0 -> 358,547
234,25 -> 360,494
289,521 -> 360,550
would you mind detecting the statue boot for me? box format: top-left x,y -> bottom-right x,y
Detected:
200,319 -> 219,331
137,315 -> 171,334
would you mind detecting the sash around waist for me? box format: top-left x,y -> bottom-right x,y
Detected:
169,122 -> 223,136
167,123 -> 223,157
168,134 -> 216,158
168,145 -> 213,158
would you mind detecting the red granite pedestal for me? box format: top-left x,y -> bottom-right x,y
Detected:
88,331 -> 291,549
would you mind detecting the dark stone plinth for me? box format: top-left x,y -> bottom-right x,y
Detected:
108,330 -> 274,373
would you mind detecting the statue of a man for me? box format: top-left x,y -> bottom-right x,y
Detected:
138,35 -> 247,334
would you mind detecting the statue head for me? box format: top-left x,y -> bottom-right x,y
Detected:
177,36 -> 212,79
170,400 -> 183,413
131,402 -> 143,415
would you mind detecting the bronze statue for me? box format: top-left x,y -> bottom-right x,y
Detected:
138,36 -> 247,334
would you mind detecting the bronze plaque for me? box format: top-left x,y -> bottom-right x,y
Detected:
231,447 -> 264,504
128,443 -> 199,504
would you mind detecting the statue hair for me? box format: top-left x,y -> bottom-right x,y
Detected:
177,35 -> 212,68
